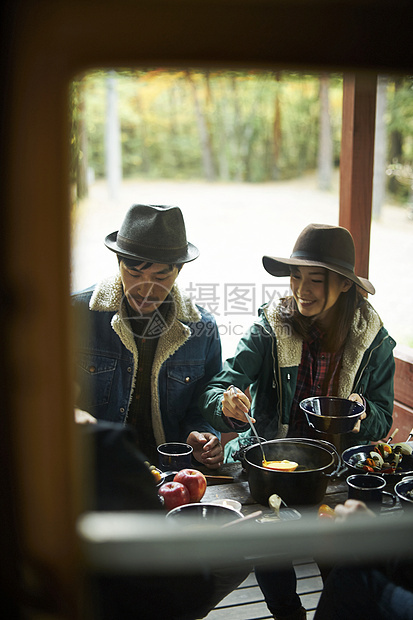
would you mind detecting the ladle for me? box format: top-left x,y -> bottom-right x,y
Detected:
229,385 -> 267,463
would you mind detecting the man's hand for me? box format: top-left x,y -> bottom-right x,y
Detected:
74,408 -> 97,424
186,431 -> 224,470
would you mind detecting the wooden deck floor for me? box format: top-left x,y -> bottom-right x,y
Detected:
204,559 -> 323,620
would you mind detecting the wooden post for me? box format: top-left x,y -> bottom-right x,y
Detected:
339,73 -> 377,281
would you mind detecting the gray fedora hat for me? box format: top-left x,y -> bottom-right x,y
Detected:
262,223 -> 375,295
105,204 -> 199,264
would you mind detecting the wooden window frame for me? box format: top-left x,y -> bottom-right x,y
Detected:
2,1 -> 413,616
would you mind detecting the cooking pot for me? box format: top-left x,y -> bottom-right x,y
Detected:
244,438 -> 340,507
341,444 -> 413,484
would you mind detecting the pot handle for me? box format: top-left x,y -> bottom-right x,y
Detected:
294,437 -> 342,478
300,439 -> 343,478
382,491 -> 397,507
297,437 -> 341,463
313,439 -> 342,478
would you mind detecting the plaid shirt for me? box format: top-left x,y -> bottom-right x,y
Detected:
288,325 -> 343,438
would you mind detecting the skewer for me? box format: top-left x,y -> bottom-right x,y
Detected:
205,475 -> 234,484
221,510 -> 263,528
229,384 -> 267,462
386,428 -> 399,443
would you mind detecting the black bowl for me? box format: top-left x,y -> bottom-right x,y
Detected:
300,396 -> 365,434
394,477 -> 413,509
166,502 -> 243,525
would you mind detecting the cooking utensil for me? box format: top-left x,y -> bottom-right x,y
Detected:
205,475 -> 235,484
245,438 -> 341,507
244,411 -> 268,463
300,396 -> 365,434
157,471 -> 234,487
257,492 -> 303,523
221,510 -> 262,528
406,428 -> 413,442
229,385 -> 268,463
386,428 -> 399,443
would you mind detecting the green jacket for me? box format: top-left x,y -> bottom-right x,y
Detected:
199,300 -> 396,461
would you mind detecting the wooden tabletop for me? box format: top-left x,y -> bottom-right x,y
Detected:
78,459 -> 412,575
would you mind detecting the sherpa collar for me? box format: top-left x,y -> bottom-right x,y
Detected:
89,274 -> 202,445
89,273 -> 201,323
264,299 -> 383,397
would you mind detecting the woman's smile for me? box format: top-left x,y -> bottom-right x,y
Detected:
297,297 -> 315,306
290,266 -> 352,322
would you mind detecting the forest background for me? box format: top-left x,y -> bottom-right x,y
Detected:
70,70 -> 413,355
71,70 -> 413,201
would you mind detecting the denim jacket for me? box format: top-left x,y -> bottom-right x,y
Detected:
72,275 -> 222,444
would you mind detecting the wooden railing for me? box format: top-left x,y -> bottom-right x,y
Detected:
390,345 -> 413,442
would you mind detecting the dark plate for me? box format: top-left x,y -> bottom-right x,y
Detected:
342,444 -> 413,483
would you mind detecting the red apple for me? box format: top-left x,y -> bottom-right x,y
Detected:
173,469 -> 207,502
158,481 -> 190,511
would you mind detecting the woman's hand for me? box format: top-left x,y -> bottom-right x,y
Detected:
348,393 -> 367,433
186,431 -> 224,470
221,385 -> 253,423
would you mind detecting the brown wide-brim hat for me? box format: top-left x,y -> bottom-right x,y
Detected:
105,204 -> 199,264
262,223 -> 375,295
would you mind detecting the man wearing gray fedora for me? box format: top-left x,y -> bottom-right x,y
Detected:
72,203 -> 224,468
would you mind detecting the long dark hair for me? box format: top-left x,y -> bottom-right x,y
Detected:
281,273 -> 365,352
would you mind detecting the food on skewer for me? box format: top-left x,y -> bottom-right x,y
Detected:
354,442 -> 412,474
144,461 -> 163,482
256,493 -> 283,523
269,493 -> 282,516
318,504 -> 336,520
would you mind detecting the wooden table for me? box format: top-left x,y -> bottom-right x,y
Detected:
78,454 -> 412,579
198,460 -> 407,619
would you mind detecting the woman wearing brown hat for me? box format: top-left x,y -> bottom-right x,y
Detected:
199,223 -> 396,620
